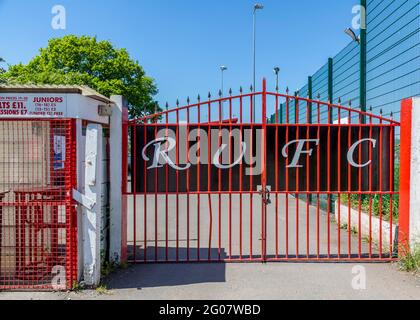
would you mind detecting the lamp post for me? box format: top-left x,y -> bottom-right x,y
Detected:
273,67 -> 280,91
344,25 -> 366,124
220,65 -> 228,120
253,3 -> 264,122
273,67 -> 281,123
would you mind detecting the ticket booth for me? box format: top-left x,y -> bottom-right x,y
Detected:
0,85 -> 117,290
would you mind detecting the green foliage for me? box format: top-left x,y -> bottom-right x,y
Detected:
0,35 -> 159,118
0,57 -> 6,84
95,285 -> 112,295
399,245 -> 420,273
340,162 -> 400,221
340,193 -> 399,222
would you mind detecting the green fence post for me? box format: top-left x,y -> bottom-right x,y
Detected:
328,57 -> 335,213
328,57 -> 333,122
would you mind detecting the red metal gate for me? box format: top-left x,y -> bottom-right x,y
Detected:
0,119 -> 77,290
124,79 -> 400,263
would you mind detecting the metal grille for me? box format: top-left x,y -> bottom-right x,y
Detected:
274,0 -> 420,129
0,119 -> 77,290
124,80 -> 400,263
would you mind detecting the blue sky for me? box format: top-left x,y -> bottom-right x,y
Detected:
0,0 -> 358,106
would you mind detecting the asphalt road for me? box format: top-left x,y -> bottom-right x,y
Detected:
1,262 -> 419,300
1,194 -> 419,300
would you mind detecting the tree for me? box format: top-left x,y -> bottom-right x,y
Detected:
0,35 -> 159,118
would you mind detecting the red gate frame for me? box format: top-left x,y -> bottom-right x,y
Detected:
123,79 -> 401,263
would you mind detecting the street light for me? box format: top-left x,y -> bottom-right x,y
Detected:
344,26 -> 366,123
253,3 -> 264,122
273,67 -> 280,91
344,28 -> 360,44
273,67 -> 281,124
220,65 -> 228,95
220,65 -> 228,120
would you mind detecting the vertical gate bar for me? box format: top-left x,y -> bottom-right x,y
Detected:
316,101 -> 321,258
275,94 -> 279,258
207,98 -> 213,261
142,124 -> 146,262
197,100 -> 202,261
337,107 -> 342,258
132,124 -> 137,262
165,110 -> 169,261
306,99 -> 310,258
327,104 -> 331,258
176,110 -> 180,261
218,98 -> 222,261
239,94 -> 244,260
379,117 -> 383,258
285,94 -> 290,259
249,94 -> 254,260
229,94 -> 233,260
295,95 -> 299,258
369,113 -> 373,258
154,115 -> 158,261
358,114 -> 362,259
347,111 -> 352,258
185,106 -> 191,261
262,79 -> 267,261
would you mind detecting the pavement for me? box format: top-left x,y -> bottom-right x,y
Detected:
1,194 -> 419,300
0,262 -> 419,300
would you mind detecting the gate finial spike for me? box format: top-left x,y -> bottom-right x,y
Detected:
176,99 -> 179,107
286,87 -> 289,94
390,111 -> 394,119
250,85 -> 253,92
187,96 -> 190,104
380,109 -> 383,115
197,94 -> 201,101
369,106 -> 373,112
229,88 -> 232,96
218,89 -> 222,97
317,93 -> 320,100
276,85 -> 279,92
240,86 -> 243,93
338,97 -> 341,105
349,99 -> 352,107
165,102 -> 169,111
208,92 -> 211,99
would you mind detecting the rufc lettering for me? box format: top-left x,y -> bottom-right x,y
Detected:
143,134 -> 377,172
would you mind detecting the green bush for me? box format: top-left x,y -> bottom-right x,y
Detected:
340,168 -> 399,222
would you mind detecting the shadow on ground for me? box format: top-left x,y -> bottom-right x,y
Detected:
104,263 -> 226,290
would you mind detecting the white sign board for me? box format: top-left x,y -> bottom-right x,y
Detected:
0,94 -> 67,118
53,135 -> 66,170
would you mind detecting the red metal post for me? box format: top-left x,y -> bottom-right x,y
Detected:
399,98 -> 412,255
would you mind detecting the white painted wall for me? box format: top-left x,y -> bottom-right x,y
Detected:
409,97 -> 420,248
81,124 -> 103,286
109,96 -> 127,263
